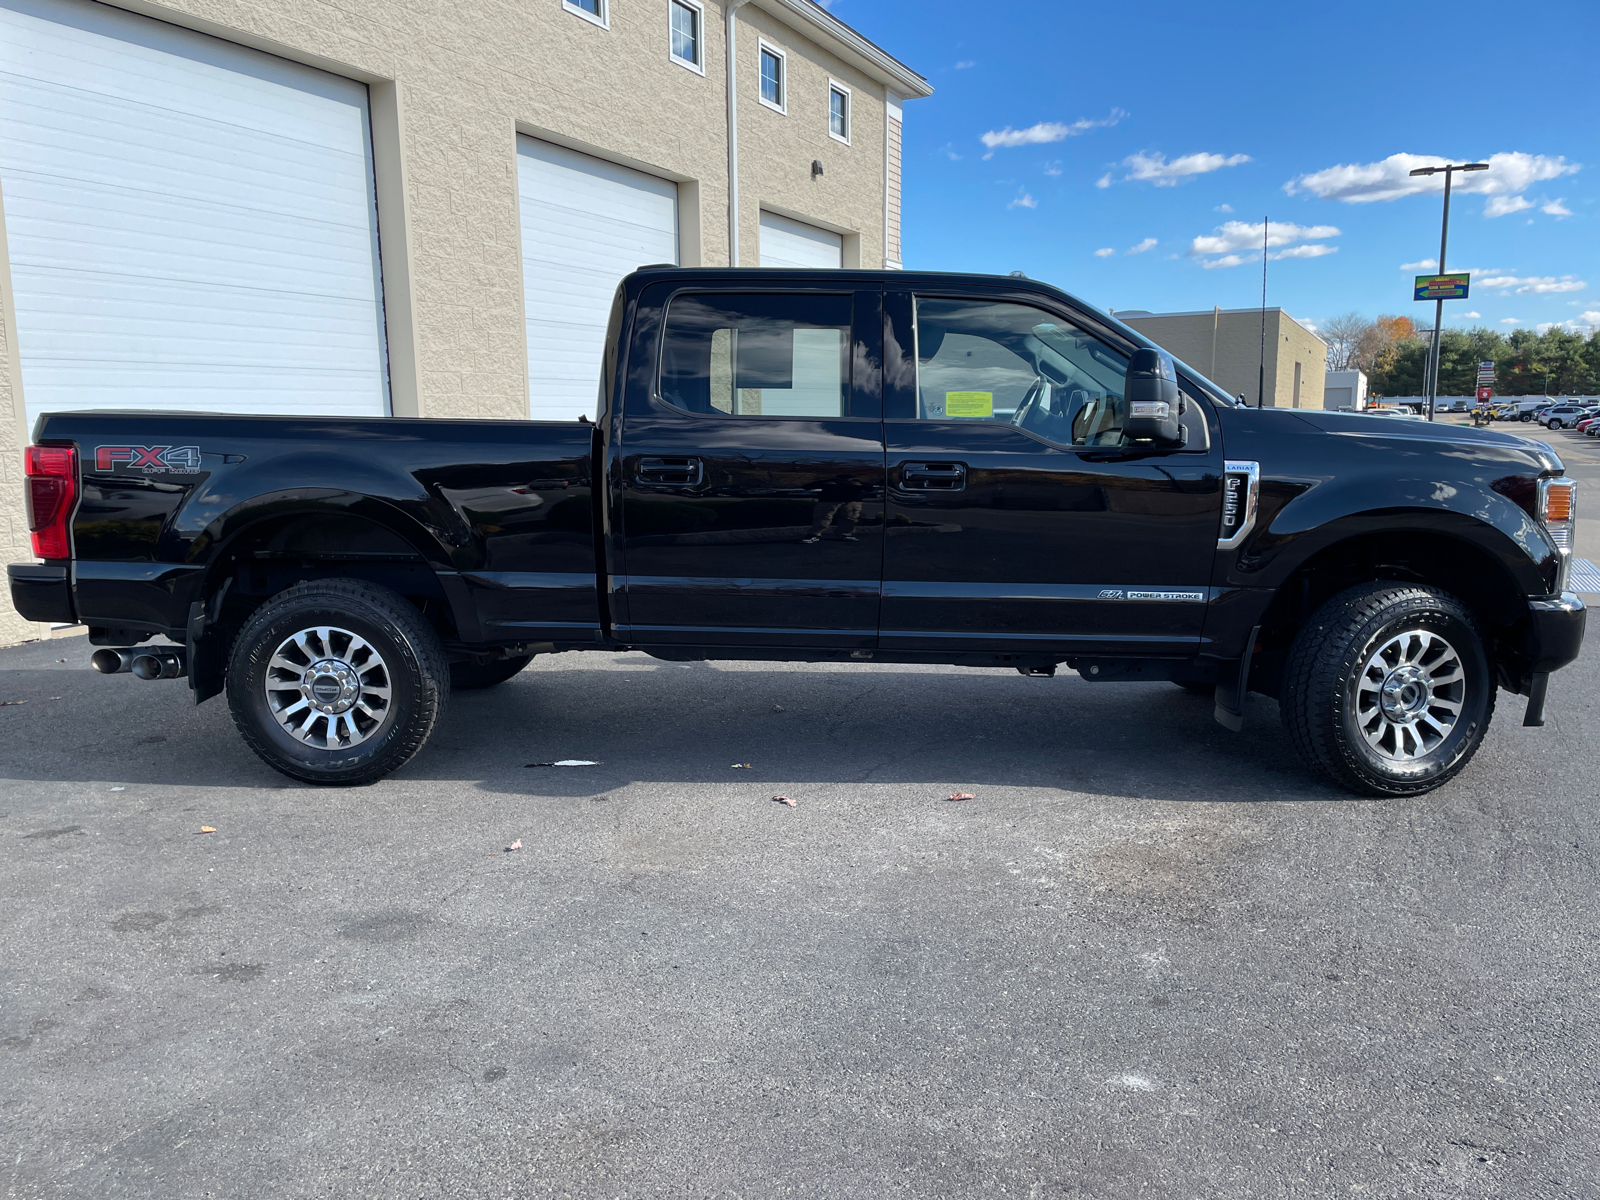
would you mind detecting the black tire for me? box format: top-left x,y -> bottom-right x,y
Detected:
226,578 -> 448,786
1281,583 -> 1495,797
1520,413 -> 1532,422
450,655 -> 532,690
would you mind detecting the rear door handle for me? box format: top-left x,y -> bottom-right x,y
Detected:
635,456 -> 703,487
899,461 -> 967,491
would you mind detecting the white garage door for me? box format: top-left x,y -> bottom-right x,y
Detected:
759,212 -> 843,269
0,0 -> 389,430
518,138 -> 678,421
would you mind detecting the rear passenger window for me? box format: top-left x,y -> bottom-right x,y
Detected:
658,293 -> 851,417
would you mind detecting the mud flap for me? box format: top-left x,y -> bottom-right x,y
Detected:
1213,623 -> 1260,733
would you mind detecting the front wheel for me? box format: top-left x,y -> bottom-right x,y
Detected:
1520,413 -> 1533,423
226,578 -> 449,785
1281,583 -> 1494,796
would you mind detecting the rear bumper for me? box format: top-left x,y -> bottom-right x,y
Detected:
1527,592 -> 1587,674
7,563 -> 74,625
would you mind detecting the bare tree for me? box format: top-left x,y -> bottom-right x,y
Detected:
1320,312 -> 1373,370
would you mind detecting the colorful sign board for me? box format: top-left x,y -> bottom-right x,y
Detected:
1414,273 -> 1471,301
1477,386 -> 1494,402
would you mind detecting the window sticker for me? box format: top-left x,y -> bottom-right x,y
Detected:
944,391 -> 993,418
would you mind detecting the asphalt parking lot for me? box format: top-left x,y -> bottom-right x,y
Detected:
3,425 -> 1598,1199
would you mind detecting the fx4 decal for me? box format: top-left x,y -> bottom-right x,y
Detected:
95,445 -> 203,474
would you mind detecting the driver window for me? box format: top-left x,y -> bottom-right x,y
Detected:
913,297 -> 1131,447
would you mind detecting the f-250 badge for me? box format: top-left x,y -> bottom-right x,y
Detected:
95,445 -> 203,474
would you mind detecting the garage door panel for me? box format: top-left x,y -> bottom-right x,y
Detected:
0,0 -> 388,426
518,136 -> 678,422
759,211 -> 844,269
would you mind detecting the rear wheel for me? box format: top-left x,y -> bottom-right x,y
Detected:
450,655 -> 532,690
227,578 -> 448,785
1281,583 -> 1494,796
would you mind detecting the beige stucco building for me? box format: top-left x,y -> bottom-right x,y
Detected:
0,0 -> 929,644
1115,307 -> 1328,411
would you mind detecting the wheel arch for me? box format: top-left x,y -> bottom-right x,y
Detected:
1248,526 -> 1533,699
188,503 -> 476,704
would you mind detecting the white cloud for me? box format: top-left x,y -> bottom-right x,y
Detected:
1214,203 -> 1234,213
1537,320 -> 1592,334
1093,247 -> 1116,257
1267,243 -> 1338,260
1190,219 -> 1340,256
1127,238 -> 1158,255
1101,151 -> 1251,188
1543,198 -> 1573,217
1401,258 -> 1438,271
1477,274 -> 1586,294
1008,192 -> 1038,210
1201,254 -> 1251,270
954,60 -> 976,69
1485,194 -> 1533,218
1501,318 -> 1520,325
1286,151 -> 1579,205
1043,161 -> 1063,176
1095,173 -> 1112,189
1451,311 -> 1482,319
980,109 -> 1127,157
1583,310 -> 1600,324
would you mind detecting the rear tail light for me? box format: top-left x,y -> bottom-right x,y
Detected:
1538,477 -> 1577,591
24,444 -> 77,560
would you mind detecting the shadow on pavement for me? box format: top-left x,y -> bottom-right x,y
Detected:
0,633 -> 1342,804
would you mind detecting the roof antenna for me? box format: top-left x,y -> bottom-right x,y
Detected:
1258,216 -> 1268,407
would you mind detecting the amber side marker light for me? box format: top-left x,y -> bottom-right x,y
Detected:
1541,478 -> 1575,525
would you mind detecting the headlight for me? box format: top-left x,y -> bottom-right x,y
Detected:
1538,477 -> 1577,591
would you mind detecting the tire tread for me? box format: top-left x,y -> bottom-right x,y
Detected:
1281,582 -> 1495,797
226,578 -> 448,786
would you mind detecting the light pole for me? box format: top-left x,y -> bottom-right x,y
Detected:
1409,161 -> 1488,421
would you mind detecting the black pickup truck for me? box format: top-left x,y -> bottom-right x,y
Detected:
10,268 -> 1586,795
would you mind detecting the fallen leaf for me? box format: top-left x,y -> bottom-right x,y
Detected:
772,705 -> 785,713
772,795 -> 796,807
947,793 -> 975,802
731,763 -> 752,769
505,839 -> 522,852
199,826 -> 216,834
0,700 -> 26,707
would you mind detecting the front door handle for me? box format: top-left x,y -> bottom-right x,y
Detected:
900,461 -> 967,491
635,456 -> 703,487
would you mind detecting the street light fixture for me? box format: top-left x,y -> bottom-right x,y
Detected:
1409,161 -> 1489,421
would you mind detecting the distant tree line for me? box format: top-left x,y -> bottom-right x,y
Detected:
1319,312 -> 1600,397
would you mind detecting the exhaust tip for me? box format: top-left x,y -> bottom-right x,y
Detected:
91,649 -> 128,675
130,655 -> 163,681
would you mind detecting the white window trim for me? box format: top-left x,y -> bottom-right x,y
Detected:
668,0 -> 705,75
827,79 -> 851,145
757,39 -> 786,115
562,0 -> 608,30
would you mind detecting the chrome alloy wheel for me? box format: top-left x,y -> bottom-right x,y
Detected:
265,626 -> 392,749
1355,629 -> 1466,761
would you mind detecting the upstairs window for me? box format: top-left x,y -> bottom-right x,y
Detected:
759,43 -> 785,112
669,1 -> 702,71
828,83 -> 850,143
563,0 -> 607,28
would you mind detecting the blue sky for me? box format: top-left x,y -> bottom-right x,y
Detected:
832,0 -> 1599,336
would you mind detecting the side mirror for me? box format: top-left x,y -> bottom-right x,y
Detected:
1124,348 -> 1184,446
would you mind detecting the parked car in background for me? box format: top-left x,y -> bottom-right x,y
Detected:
1541,405 -> 1589,429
